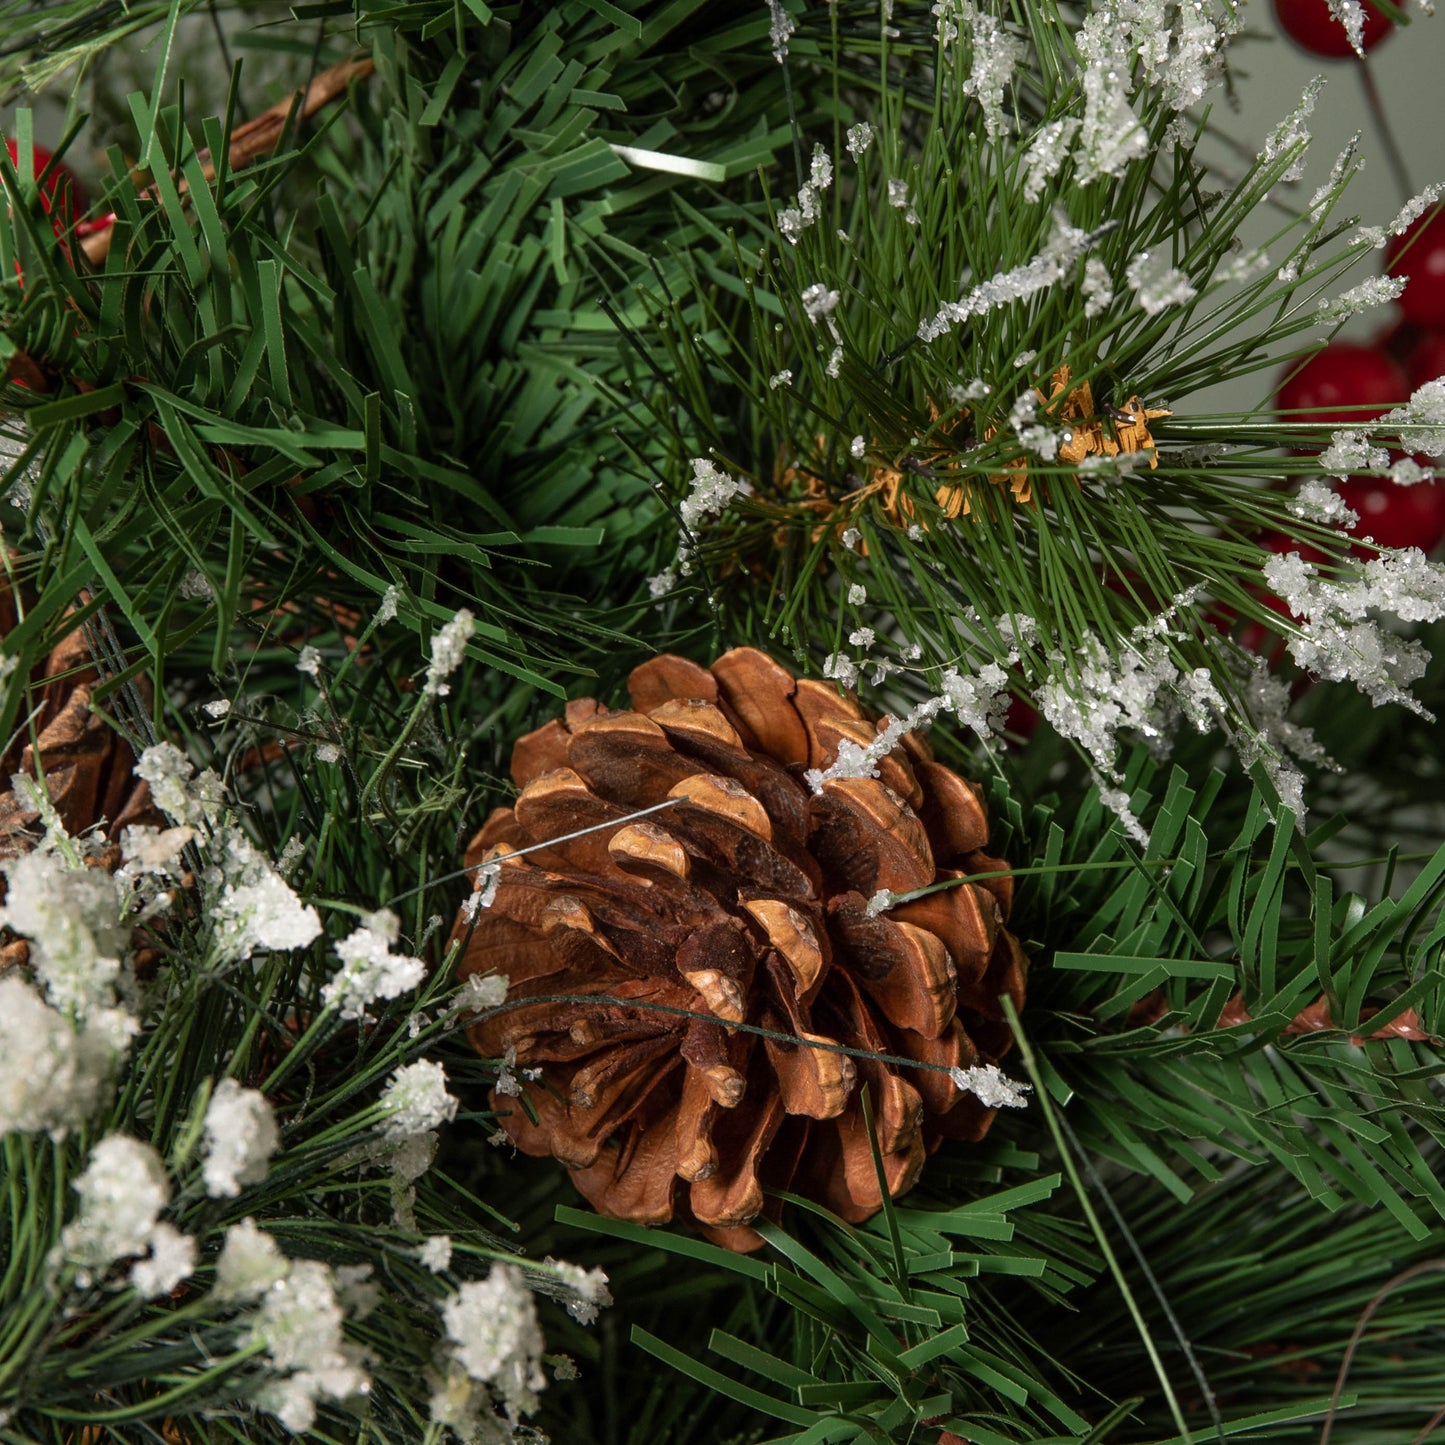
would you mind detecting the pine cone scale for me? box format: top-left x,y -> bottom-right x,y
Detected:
571,1106 -> 679,1226
710,648 -> 811,766
763,1027 -> 854,1120
889,872 -> 998,984
456,648 -> 1029,1249
688,1085 -> 785,1229
808,776 -> 936,896
742,897 -> 826,998
567,710 -> 699,805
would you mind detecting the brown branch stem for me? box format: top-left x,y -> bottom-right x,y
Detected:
79,54 -> 375,266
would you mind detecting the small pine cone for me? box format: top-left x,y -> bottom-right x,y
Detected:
0,606 -> 160,968
453,648 -> 1027,1250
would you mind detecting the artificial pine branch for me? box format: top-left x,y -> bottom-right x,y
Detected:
1,1 -> 1443,1444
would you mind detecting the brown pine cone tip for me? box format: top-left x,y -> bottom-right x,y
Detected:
0,596 -> 159,969
452,648 -> 1028,1251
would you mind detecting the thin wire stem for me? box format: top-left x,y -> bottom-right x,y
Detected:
473,991 -> 1016,1087
1319,1259 -> 1445,1445
1056,1107 -> 1227,1444
1003,996 -> 1196,1445
1356,59 -> 1414,203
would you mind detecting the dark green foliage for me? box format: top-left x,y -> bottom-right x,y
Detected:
0,1 -> 823,743
2,3 -> 1444,1444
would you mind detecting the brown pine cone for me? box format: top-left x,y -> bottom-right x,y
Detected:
1,602 -> 160,968
453,648 -> 1027,1250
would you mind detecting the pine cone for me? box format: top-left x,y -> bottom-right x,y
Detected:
453,649 -> 1027,1250
1,603 -> 160,967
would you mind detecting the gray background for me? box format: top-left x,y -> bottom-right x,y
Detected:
1202,7 -> 1444,413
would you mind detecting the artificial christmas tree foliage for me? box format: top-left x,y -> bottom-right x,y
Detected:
6,1 -> 1445,1440
454,648 -> 1027,1250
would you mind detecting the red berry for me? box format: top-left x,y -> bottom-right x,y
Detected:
1005,692 -> 1039,743
1405,330 -> 1445,390
75,213 -> 116,241
1386,209 -> 1445,328
1272,0 -> 1392,55
1276,343 -> 1408,428
1373,315 -> 1418,365
5,139 -> 86,232
1339,475 -> 1445,553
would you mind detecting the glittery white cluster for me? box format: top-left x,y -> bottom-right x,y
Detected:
777,144 -> 836,244
419,1235 -> 453,1273
846,122 -> 873,159
540,1258 -> 614,1325
453,970 -> 509,1014
1164,0 -> 1230,107
1263,548 -> 1445,711
1125,250 -> 1197,315
1325,0 -> 1368,54
424,608 -> 475,698
801,283 -> 840,322
0,846 -> 127,1019
1308,139 -> 1359,226
918,211 -> 1092,342
1357,183 -> 1445,248
1237,660 -> 1333,820
1035,633 -> 1179,763
678,457 -> 744,531
130,1222 -> 197,1299
649,456 -> 749,599
57,1134 -> 194,1298
804,696 -> 947,793
950,2 -> 1027,139
949,1062 -> 1032,1108
374,583 -> 400,626
767,0 -> 795,62
865,888 -> 894,917
137,743 -> 322,965
323,909 -> 426,1020
202,1078 -> 280,1198
208,829 -> 323,964
135,739 -> 222,832
1023,118 -> 1080,203
1032,600 -> 1218,839
939,660 -> 1013,742
251,1259 -> 370,1432
380,1060 -> 458,1139
1317,274 -> 1407,322
1082,257 -> 1115,317
1010,389 -> 1061,460
1068,0 -> 1232,180
1379,378 -> 1445,458
214,1217 -> 289,1300
441,1264 -> 548,1421
0,975 -> 132,1138
1291,478 -> 1359,527
120,823 -> 193,876
1320,430 -> 1390,478
1073,8 -> 1146,170
1391,456 -> 1434,486
1261,79 -> 1324,184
